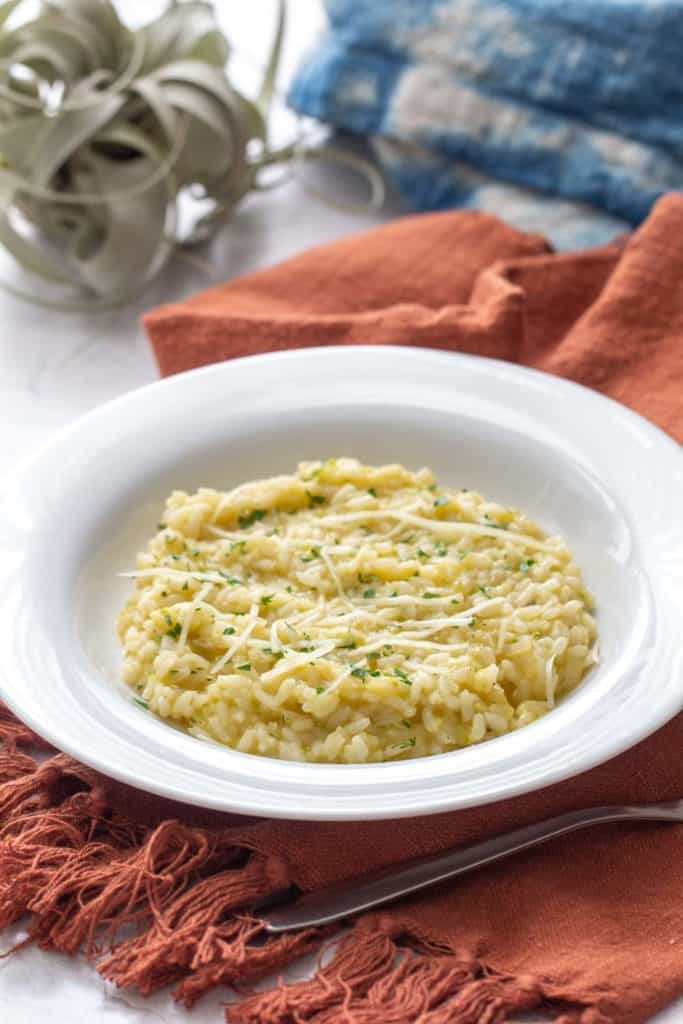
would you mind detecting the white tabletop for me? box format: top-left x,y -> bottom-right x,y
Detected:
0,2 -> 679,1021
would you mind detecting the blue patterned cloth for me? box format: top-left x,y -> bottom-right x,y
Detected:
288,0 -> 683,248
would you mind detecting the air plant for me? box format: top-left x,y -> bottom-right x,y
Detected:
0,0 -> 298,306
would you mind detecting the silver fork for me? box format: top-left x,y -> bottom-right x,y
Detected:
262,800 -> 683,933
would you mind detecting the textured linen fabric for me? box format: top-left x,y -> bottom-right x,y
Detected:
1,196 -> 682,1024
287,0 -> 683,248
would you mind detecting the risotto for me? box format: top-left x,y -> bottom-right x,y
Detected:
117,458 -> 598,763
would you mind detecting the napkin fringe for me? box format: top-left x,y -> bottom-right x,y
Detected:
0,717 -> 609,1022
225,927 -> 609,1024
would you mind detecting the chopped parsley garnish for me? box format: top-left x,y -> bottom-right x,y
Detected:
417,548 -> 429,559
369,670 -> 381,677
478,586 -> 491,597
260,593 -> 275,605
133,697 -> 149,709
285,585 -> 293,593
382,644 -> 394,654
394,668 -> 412,685
305,489 -> 326,506
157,522 -> 166,530
301,547 -> 321,562
161,590 -> 168,597
423,591 -> 439,599
401,720 -> 411,729
350,666 -> 368,680
166,622 -> 181,639
263,647 -> 284,660
367,487 -> 377,497
459,551 -> 470,561
396,737 -> 416,750
433,494 -> 449,508
428,483 -> 437,492
357,571 -> 375,584
519,559 -> 535,572
223,627 -> 235,635
299,645 -> 315,652
362,588 -> 376,599
238,509 -> 266,529
434,541 -> 449,557
219,571 -> 242,585
469,617 -> 477,628
230,540 -> 247,554
316,686 -> 326,694
182,581 -> 189,590
237,663 -> 251,671
451,596 -> 462,604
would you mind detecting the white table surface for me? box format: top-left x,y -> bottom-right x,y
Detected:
1,2 -> 679,1021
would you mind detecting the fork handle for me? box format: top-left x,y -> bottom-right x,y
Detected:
263,801 -> 681,932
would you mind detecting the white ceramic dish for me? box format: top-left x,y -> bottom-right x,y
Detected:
1,346 -> 681,820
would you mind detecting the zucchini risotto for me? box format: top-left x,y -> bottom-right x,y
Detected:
117,459 -> 598,763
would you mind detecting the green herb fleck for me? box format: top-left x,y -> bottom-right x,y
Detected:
367,487 -> 377,497
401,720 -> 411,729
423,591 -> 439,599
357,572 -> 375,584
133,697 -> 149,710
363,588 -> 376,599
417,547 -> 429,559
263,646 -> 284,660
382,644 -> 394,654
305,489 -> 326,506
316,686 -> 326,694
285,585 -> 293,593
469,617 -> 477,628
300,645 -> 315,652
369,670 -> 381,677
260,593 -> 275,605
166,622 -> 182,639
434,541 -> 449,557
182,581 -> 189,590
223,627 -> 235,635
519,559 -> 536,572
428,483 -> 437,492
238,509 -> 266,529
301,546 -> 321,562
397,737 -> 416,750
237,662 -> 251,671
219,571 -> 242,585
157,522 -> 166,530
394,668 -> 412,686
478,586 -> 491,597
350,666 -> 368,680
433,494 -> 449,508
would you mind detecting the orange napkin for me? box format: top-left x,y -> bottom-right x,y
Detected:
2,196 -> 683,1024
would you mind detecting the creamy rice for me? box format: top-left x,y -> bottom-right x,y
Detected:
117,458 -> 598,762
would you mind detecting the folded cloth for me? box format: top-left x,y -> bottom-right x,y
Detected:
3,196 -> 683,1024
287,0 -> 683,249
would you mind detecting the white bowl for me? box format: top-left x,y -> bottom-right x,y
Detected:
1,346 -> 681,820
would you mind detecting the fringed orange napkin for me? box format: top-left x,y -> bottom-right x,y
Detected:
2,196 -> 683,1024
